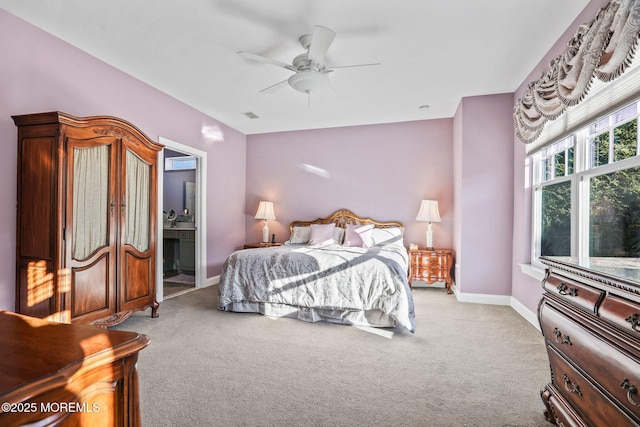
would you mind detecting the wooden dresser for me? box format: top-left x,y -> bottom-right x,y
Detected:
539,256 -> 640,426
0,310 -> 149,426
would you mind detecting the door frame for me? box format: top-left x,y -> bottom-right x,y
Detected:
156,136 -> 207,302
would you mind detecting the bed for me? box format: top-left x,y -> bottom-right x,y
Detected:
217,209 -> 415,332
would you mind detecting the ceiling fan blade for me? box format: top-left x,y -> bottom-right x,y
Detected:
308,26 -> 336,63
327,62 -> 381,70
237,51 -> 297,72
259,78 -> 289,94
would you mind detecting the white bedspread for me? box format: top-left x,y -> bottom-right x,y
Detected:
218,243 -> 416,332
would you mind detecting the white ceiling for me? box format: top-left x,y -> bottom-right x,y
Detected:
1,0 -> 591,135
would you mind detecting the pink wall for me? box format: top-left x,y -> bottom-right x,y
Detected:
454,93 -> 515,295
0,10 -> 247,311
245,120 -> 454,248
510,0 -> 611,313
0,0 -> 609,316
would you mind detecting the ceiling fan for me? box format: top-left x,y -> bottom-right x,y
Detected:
238,25 -> 379,95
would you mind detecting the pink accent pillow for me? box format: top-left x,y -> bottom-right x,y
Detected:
344,223 -> 375,248
308,223 -> 336,245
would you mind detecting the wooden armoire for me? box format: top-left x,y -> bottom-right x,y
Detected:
13,112 -> 163,327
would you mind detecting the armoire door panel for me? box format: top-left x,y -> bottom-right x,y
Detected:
121,251 -> 153,305
70,142 -> 113,261
71,253 -> 115,320
66,136 -> 118,324
122,148 -> 152,253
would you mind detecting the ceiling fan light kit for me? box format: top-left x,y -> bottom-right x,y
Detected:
288,70 -> 329,93
238,25 -> 379,96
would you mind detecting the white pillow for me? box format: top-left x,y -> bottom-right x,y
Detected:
333,226 -> 345,244
370,227 -> 404,247
344,223 -> 375,248
309,223 -> 337,245
287,226 -> 311,244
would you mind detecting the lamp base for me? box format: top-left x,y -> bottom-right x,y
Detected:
262,220 -> 269,243
426,226 -> 434,251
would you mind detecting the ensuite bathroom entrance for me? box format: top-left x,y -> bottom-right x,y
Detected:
162,148 -> 198,298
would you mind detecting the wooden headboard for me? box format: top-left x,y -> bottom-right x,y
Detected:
289,209 -> 402,233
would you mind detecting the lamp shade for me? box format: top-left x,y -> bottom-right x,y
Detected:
255,201 -> 276,220
415,200 -> 441,223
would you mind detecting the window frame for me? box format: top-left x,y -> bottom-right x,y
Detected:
164,156 -> 197,171
530,101 -> 640,267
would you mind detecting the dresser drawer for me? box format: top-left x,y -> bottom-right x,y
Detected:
541,301 -> 640,419
543,387 -> 589,427
544,274 -> 604,313
164,229 -> 178,239
178,230 -> 195,240
547,345 -> 638,427
601,294 -> 640,341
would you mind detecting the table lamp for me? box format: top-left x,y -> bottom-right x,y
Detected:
255,201 -> 276,243
416,200 -> 441,250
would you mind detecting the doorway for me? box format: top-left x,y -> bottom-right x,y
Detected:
157,137 -> 207,302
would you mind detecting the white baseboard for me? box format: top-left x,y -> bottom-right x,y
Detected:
452,286 -> 541,332
510,296 -> 541,332
453,288 -> 511,305
203,275 -> 219,288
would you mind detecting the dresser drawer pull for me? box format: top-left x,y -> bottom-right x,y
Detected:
626,313 -> 640,331
562,374 -> 583,397
621,379 -> 640,406
552,328 -> 572,346
557,283 -> 578,296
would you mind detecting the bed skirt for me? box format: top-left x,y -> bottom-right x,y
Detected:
219,301 -> 397,329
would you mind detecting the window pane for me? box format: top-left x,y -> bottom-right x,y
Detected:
591,132 -> 610,167
542,158 -> 552,182
591,117 -> 609,134
554,151 -> 565,177
613,119 -> 637,162
541,181 -> 571,256
590,165 -> 640,257
614,104 -> 637,124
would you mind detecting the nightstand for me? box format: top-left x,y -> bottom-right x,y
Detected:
243,242 -> 283,249
408,248 -> 454,294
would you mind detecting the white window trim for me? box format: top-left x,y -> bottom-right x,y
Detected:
530,109 -> 640,265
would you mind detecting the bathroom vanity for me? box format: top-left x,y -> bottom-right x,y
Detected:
163,226 -> 196,274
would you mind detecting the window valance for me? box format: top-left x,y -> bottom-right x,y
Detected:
514,0 -> 640,144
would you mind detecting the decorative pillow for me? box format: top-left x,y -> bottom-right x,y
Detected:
333,226 -> 345,244
370,227 -> 404,247
309,223 -> 337,245
287,226 -> 311,244
344,223 -> 375,248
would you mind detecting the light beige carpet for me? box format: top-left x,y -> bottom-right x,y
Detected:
115,285 -> 551,427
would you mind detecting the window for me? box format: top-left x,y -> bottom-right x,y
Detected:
165,156 -> 197,171
531,101 -> 640,262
